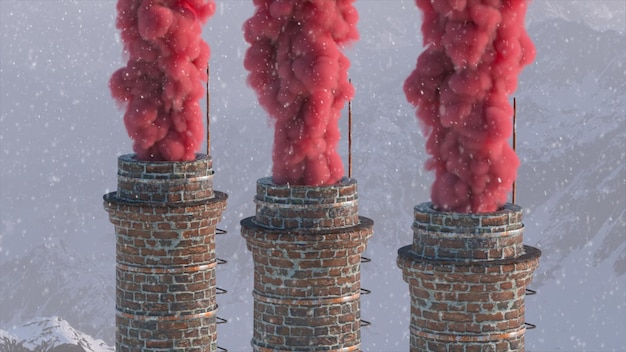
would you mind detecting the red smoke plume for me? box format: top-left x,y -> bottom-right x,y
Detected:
243,0 -> 358,185
109,0 -> 214,161
404,0 -> 535,213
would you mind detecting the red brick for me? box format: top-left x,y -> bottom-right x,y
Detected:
398,202 -> 540,352
242,178 -> 372,351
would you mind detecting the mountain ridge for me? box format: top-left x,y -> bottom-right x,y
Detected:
0,317 -> 113,352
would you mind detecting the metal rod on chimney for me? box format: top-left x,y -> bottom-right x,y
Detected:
348,78 -> 353,179
206,65 -> 211,156
512,97 -> 517,204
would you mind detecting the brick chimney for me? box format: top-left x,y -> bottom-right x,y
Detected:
104,154 -> 227,352
397,202 -> 540,351
241,177 -> 373,351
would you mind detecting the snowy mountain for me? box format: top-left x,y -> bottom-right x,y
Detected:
0,317 -> 113,352
514,18 -> 626,350
528,0 -> 625,34
516,18 -> 625,283
0,244 -> 115,344
1,1 -> 624,351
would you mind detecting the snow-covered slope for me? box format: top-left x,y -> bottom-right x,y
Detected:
517,17 -> 625,285
1,0 -> 624,351
528,0 -> 625,34
0,244 -> 115,344
514,18 -> 626,351
0,317 -> 113,352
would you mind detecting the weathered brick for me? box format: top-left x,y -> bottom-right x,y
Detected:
105,154 -> 226,352
397,202 -> 541,352
242,178 -> 373,351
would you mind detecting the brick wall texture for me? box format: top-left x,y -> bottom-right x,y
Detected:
241,177 -> 373,351
397,202 -> 541,352
104,154 -> 227,352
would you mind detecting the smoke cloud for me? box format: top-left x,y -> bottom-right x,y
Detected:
109,0 -> 214,161
404,0 -> 535,213
243,0 -> 358,185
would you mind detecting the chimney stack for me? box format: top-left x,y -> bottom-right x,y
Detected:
241,177 -> 373,351
397,202 -> 540,351
104,154 -> 227,352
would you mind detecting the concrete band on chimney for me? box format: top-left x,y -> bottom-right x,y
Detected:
241,177 -> 373,351
104,154 -> 227,352
397,202 -> 540,352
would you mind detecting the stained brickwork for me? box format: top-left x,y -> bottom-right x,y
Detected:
241,177 -> 373,351
397,202 -> 540,352
104,154 -> 227,352
253,177 -> 360,230
116,153 -> 215,203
